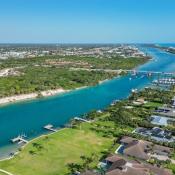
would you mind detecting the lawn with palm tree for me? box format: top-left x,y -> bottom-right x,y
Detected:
0,125 -> 113,175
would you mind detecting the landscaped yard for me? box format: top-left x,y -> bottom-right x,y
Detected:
0,127 -> 113,175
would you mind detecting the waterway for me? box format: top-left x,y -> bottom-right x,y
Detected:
0,45 -> 175,158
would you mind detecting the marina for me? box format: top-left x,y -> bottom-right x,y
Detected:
153,78 -> 175,86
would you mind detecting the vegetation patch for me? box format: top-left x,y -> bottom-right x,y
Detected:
0,55 -> 148,97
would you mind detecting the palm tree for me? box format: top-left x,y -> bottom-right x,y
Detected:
67,163 -> 82,174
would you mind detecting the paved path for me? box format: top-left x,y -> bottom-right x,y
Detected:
0,169 -> 14,175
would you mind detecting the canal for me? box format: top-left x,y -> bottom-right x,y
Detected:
0,45 -> 175,158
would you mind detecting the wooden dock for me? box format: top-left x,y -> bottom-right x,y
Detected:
44,124 -> 57,132
11,135 -> 28,144
74,117 -> 91,123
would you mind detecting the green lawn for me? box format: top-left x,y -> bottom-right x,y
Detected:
166,164 -> 175,174
143,102 -> 162,108
0,172 -> 7,175
0,127 -> 113,175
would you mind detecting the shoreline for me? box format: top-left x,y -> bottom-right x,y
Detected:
0,79 -> 113,160
0,128 -> 67,162
0,60 -> 149,107
0,89 -> 68,106
0,60 -> 151,160
0,76 -> 118,107
0,86 -> 89,106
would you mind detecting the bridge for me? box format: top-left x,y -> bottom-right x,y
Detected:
125,70 -> 175,76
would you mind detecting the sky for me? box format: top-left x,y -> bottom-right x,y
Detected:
0,0 -> 175,43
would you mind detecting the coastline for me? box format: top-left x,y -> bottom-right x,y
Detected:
0,78 -> 116,161
0,59 -> 150,161
0,89 -> 69,106
0,78 -> 115,106
0,59 -> 150,107
98,79 -> 110,84
0,128 -> 67,162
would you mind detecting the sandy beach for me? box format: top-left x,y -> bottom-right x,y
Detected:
0,88 -> 68,106
98,79 -> 109,84
0,86 -> 90,106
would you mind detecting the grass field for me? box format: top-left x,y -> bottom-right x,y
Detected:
0,127 -> 113,175
143,101 -> 162,108
0,172 -> 7,175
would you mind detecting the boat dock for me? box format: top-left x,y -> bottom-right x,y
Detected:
110,100 -> 120,106
44,124 -> 57,132
74,117 -> 91,123
11,135 -> 28,144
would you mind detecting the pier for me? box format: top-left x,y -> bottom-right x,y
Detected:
74,117 -> 91,123
44,124 -> 57,132
11,135 -> 28,144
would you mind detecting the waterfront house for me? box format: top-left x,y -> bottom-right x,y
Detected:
151,115 -> 175,126
118,136 -> 172,161
105,155 -> 127,171
154,107 -> 175,118
135,127 -> 175,143
104,155 -> 172,175
120,137 -> 151,160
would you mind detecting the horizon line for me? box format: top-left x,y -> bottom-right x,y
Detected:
0,42 -> 174,45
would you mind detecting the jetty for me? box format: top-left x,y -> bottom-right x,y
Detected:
131,89 -> 138,93
74,117 -> 91,123
44,124 -> 57,132
11,135 -> 28,144
110,100 -> 120,106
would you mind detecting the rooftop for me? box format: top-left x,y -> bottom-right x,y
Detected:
119,136 -> 172,161
105,154 -> 172,175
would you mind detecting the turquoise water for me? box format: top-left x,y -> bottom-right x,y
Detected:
0,46 -> 175,158
158,43 -> 175,47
